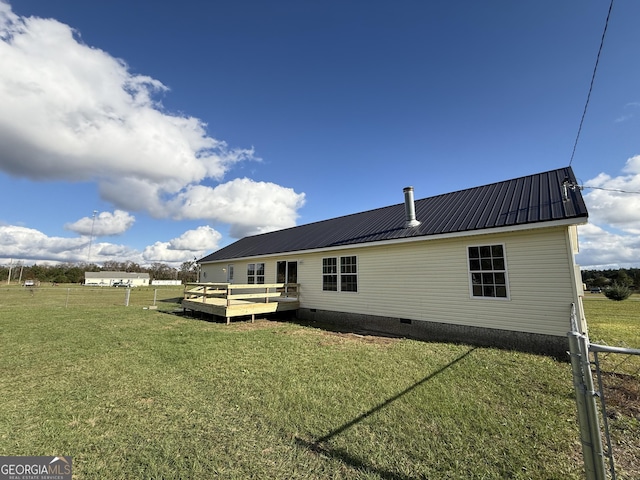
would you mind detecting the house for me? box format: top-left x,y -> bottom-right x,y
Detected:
197,167 -> 588,357
84,271 -> 150,287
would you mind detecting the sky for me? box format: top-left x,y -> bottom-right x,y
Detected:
1,0 -> 639,270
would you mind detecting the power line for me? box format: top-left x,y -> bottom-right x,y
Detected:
571,184 -> 640,195
584,185 -> 640,195
569,0 -> 615,167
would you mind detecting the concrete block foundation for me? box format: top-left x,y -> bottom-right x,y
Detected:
296,308 -> 568,359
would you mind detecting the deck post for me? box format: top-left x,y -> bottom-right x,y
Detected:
251,314 -> 255,323
226,316 -> 230,325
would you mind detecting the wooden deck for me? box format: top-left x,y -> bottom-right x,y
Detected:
182,283 -> 300,324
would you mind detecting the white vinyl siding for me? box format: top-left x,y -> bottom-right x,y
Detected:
198,226 -> 579,337
298,227 -> 577,337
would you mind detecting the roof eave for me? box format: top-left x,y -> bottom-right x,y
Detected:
198,216 -> 587,264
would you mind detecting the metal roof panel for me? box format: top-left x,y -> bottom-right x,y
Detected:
199,167 -> 588,262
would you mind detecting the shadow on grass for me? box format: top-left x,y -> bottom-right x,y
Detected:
295,437 -> 414,480
157,296 -> 183,304
296,347 -> 476,478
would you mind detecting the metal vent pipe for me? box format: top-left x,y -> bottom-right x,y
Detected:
403,187 -> 421,228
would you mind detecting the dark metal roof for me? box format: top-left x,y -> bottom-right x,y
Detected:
200,167 -> 588,262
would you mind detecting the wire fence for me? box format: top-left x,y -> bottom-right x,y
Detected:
0,285 -> 185,310
569,303 -> 640,480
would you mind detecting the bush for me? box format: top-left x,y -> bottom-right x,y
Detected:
604,282 -> 631,301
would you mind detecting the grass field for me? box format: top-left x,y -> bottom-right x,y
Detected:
0,284 -> 185,309
0,288 -> 638,479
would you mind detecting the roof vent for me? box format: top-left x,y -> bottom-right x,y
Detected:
403,186 -> 421,228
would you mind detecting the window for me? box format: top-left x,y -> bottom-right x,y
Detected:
468,245 -> 508,298
341,256 -> 358,292
247,263 -> 264,284
322,258 -> 337,291
323,256 -> 357,292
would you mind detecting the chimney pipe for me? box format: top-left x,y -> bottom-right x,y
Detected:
403,186 -> 421,228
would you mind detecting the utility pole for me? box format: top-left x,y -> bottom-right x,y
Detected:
87,210 -> 98,264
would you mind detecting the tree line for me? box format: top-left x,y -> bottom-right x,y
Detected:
581,268 -> 640,291
1,260 -> 199,285
2,262 -> 638,290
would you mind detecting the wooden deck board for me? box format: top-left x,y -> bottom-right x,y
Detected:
181,285 -> 299,322
182,297 -> 300,318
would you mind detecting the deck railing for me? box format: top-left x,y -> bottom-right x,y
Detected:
184,282 -> 299,306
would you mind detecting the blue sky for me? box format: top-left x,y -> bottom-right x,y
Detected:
1,0 -> 639,269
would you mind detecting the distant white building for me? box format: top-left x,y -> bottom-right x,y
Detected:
84,271 -> 150,287
151,279 -> 182,286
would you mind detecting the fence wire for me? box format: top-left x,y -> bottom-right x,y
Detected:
0,285 -> 184,310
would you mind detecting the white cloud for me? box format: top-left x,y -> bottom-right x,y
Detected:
167,178 -> 306,237
64,210 -> 135,236
576,223 -> 640,269
615,102 -> 640,123
576,156 -> 640,268
0,2 -> 304,237
142,226 -> 221,263
582,156 -> 640,235
0,224 -> 93,262
0,223 -> 218,266
615,114 -> 634,123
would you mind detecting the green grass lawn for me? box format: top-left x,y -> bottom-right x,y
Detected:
0,292 -> 637,479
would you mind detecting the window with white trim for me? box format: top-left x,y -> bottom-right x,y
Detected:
322,257 -> 337,291
468,245 -> 508,299
247,263 -> 265,284
341,256 -> 358,292
322,256 -> 358,292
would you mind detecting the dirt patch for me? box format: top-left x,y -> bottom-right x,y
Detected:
599,372 -> 640,478
214,318 -> 401,346
282,323 -> 401,347
602,372 -> 640,419
219,318 -> 292,331
315,330 -> 400,347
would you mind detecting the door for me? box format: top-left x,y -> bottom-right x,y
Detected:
226,264 -> 234,283
276,261 -> 298,295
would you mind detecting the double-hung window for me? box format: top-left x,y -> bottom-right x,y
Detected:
247,263 -> 265,284
322,258 -> 338,291
322,256 -> 357,292
468,245 -> 508,299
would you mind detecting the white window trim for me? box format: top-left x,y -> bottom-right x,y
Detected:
323,255 -> 358,293
322,257 -> 338,292
466,243 -> 510,301
340,255 -> 358,293
247,262 -> 265,284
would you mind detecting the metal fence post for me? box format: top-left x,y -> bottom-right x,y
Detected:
568,302 -> 607,480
